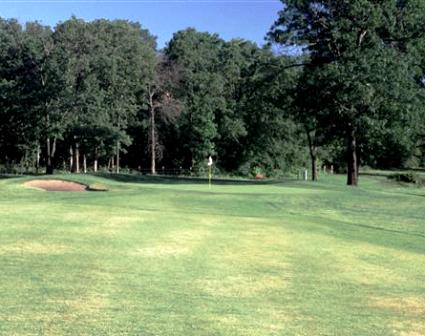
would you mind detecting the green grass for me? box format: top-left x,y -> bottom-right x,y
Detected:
0,173 -> 424,336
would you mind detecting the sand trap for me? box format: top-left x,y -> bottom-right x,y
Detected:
24,179 -> 88,192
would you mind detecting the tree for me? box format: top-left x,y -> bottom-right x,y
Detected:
166,29 -> 226,169
52,18 -> 156,174
144,55 -> 181,174
238,47 -> 305,176
90,19 -> 156,173
0,19 -> 25,165
51,17 -> 92,174
24,22 -> 63,174
269,0 -> 425,185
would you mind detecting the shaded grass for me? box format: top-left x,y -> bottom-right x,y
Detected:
0,174 -> 424,335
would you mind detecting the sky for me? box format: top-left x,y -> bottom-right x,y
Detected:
0,0 -> 282,48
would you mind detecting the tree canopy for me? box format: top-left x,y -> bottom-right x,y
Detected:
1,7 -> 424,183
269,0 -> 425,185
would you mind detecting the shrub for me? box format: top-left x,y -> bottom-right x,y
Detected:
387,172 -> 425,186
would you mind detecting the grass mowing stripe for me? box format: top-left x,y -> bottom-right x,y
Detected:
0,174 -> 424,335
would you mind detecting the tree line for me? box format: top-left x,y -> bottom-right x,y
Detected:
1,0 -> 424,186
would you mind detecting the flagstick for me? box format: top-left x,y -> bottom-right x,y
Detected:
207,155 -> 213,190
208,165 -> 212,190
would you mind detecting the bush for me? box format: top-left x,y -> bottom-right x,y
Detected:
387,172 -> 425,186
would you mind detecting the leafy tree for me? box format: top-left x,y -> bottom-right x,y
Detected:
269,0 -> 425,185
23,22 -> 59,173
166,29 -> 225,169
52,18 -> 156,173
144,54 -> 181,174
238,47 -> 306,176
90,19 -> 156,173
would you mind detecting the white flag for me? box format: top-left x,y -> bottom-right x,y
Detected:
208,156 -> 213,166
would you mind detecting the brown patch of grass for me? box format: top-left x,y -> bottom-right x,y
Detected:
87,183 -> 108,192
62,294 -> 108,315
392,320 -> 425,336
1,294 -> 108,336
135,245 -> 191,257
196,274 -> 287,298
370,296 -> 425,336
81,216 -> 142,237
0,241 -> 69,255
132,228 -> 209,258
370,296 -> 425,317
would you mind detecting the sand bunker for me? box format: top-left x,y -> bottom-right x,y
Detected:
24,179 -> 88,192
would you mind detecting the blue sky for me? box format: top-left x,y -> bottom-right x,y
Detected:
0,0 -> 282,48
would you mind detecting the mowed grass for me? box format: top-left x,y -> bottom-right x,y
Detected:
0,174 -> 424,336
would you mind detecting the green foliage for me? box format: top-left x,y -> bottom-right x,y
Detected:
52,18 -> 156,167
388,172 -> 425,186
269,0 -> 425,184
1,7 -> 425,180
166,29 -> 224,167
166,29 -> 304,174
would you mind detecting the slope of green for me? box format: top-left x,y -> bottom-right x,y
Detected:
0,174 -> 424,336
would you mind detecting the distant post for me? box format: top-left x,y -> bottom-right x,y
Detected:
208,156 -> 213,189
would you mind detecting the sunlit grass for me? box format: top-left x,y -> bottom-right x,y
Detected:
0,174 -> 424,335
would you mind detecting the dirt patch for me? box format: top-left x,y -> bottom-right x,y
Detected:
24,179 -> 87,192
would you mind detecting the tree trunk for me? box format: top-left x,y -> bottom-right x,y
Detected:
46,137 -> 56,175
306,129 -> 318,181
94,148 -> 98,173
116,141 -> 120,174
110,156 -> 115,172
73,142 -> 80,173
46,138 -> 52,174
347,127 -> 358,186
311,151 -> 318,181
150,105 -> 156,175
35,145 -> 40,174
69,146 -> 73,172
83,154 -> 87,174
20,152 -> 26,175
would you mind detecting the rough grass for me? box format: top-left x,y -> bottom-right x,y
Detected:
0,174 -> 424,335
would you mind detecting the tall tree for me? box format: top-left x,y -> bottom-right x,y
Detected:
52,18 -> 156,173
166,29 -> 225,169
90,19 -> 156,173
238,47 -> 305,176
144,55 -> 181,174
24,22 -> 62,174
269,0 -> 425,185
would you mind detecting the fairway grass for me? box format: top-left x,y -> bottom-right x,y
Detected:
0,174 -> 424,335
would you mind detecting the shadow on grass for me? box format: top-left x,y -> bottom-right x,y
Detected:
0,174 -> 26,180
404,193 -> 425,198
95,173 -> 291,186
359,172 -> 390,177
294,213 -> 425,255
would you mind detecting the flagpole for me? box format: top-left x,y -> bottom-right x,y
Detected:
209,165 -> 212,189
207,155 -> 213,190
